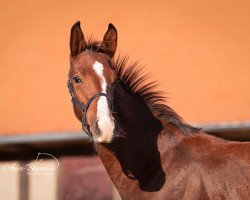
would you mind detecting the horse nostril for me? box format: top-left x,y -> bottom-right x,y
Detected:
95,121 -> 101,136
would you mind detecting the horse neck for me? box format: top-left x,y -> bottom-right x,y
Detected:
95,83 -> 184,198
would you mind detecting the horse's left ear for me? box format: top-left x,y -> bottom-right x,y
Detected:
99,23 -> 117,58
70,21 -> 85,57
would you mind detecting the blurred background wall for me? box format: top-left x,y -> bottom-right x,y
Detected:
0,0 -> 249,200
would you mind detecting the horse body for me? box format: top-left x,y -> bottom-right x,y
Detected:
67,21 -> 250,199
96,133 -> 250,199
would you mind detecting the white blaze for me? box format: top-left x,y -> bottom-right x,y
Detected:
92,61 -> 114,143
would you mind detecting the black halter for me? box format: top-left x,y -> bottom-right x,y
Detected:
67,78 -> 113,140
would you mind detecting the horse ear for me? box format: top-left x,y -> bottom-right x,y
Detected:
99,23 -> 117,58
70,21 -> 85,57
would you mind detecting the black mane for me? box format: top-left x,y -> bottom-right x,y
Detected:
79,39 -> 200,134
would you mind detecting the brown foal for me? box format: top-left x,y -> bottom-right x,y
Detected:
67,21 -> 250,199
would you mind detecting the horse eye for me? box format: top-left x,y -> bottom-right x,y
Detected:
73,76 -> 81,84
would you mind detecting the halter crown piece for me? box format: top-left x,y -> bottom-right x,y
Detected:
67,78 -> 114,140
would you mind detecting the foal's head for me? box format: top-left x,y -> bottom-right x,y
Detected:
68,22 -> 117,143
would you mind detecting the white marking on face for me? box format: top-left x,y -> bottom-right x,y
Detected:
92,61 -> 114,143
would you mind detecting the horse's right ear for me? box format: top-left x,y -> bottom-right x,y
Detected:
99,23 -> 117,58
70,21 -> 85,57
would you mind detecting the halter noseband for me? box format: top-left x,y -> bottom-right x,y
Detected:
67,78 -> 113,140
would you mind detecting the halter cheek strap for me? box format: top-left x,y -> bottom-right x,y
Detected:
67,78 -> 113,140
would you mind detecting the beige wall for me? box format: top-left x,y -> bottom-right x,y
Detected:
0,160 -> 58,200
0,161 -> 19,200
0,0 -> 250,134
